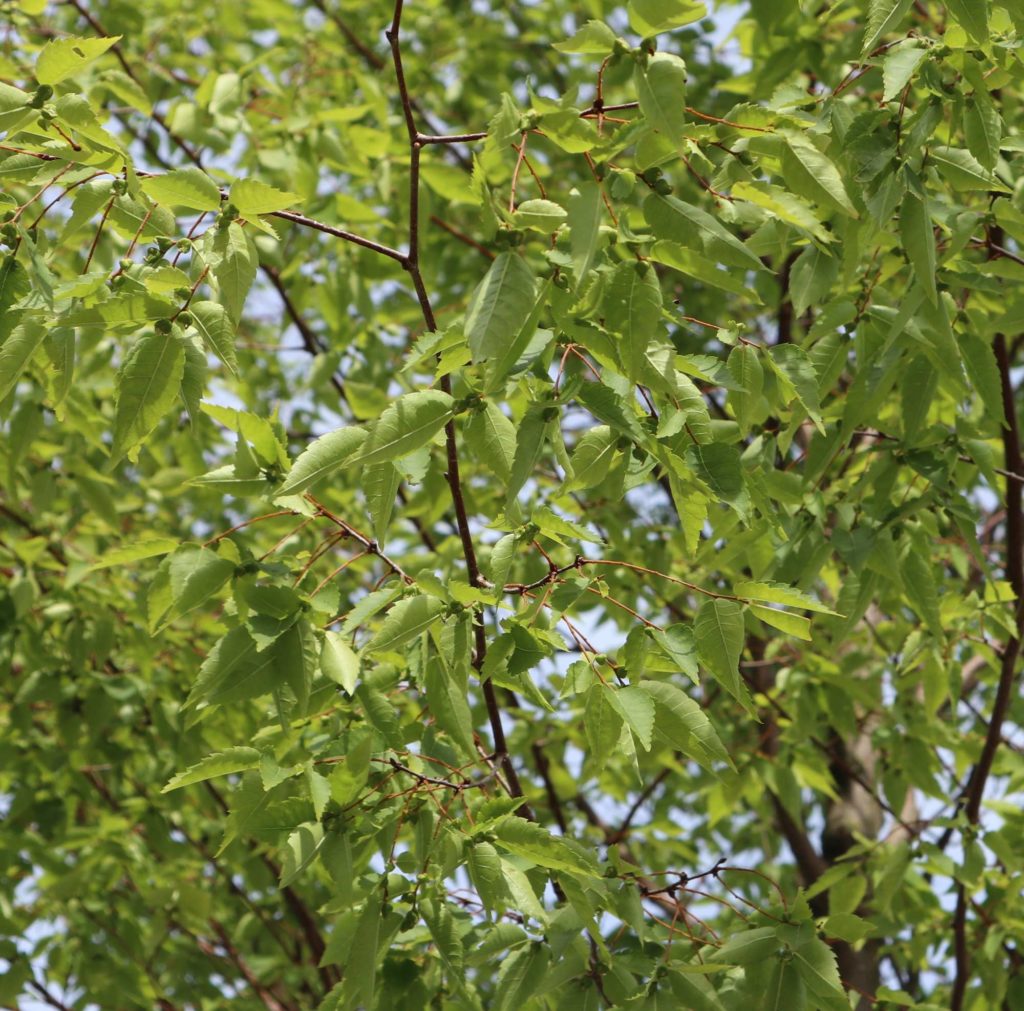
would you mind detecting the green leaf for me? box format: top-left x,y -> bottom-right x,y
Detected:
187,300 -> 238,374
365,594 -> 446,654
162,747 -> 260,792
931,145 -> 1008,192
229,178 -> 302,216
492,818 -> 599,877
466,402 -> 517,481
87,536 -> 178,571
604,684 -> 656,751
279,822 -> 325,888
364,460 -> 401,546
899,190 -> 936,305
732,581 -> 839,615
781,134 -> 858,218
603,260 -> 663,381
957,332 -> 1005,425
184,627 -> 279,712
715,927 -> 779,964
964,94 -> 1002,172
425,656 -> 476,759
277,425 -> 368,496
0,317 -> 45,401
881,40 -> 929,102
628,0 -> 707,36
564,425 -> 618,492
36,35 -> 121,85
465,252 -> 537,362
153,545 -> 236,630
636,53 -> 687,151
320,631 -> 360,694
945,0 -> 989,43
348,390 -> 454,467
212,221 -> 258,323
862,0 -> 913,56
750,604 -> 812,641
141,167 -> 223,212
492,942 -> 550,1011
511,199 -> 567,231
567,182 -> 603,292
694,599 -> 748,706
110,329 -> 186,464
638,679 -> 732,770
553,21 -> 618,54
644,192 -> 765,273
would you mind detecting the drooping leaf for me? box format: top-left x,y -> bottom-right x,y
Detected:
465,252 -> 537,362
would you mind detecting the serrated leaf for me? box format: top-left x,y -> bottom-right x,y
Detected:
605,684 -> 655,751
320,631 -> 360,693
931,145 -> 1008,192
881,40 -> 929,102
141,167 -> 223,212
154,545 -> 236,630
964,94 -> 1002,172
87,536 -> 178,571
945,0 -> 989,43
184,626 -> 279,712
348,390 -> 454,467
36,35 -> 121,86
187,300 -> 238,374
644,192 -> 765,273
0,317 -> 44,401
466,402 -> 517,481
278,425 -> 368,496
425,656 -> 476,759
110,329 -> 186,464
732,581 -> 839,615
750,604 -> 812,640
639,679 -> 732,770
365,594 -> 446,654
553,20 -> 618,54
695,599 -> 748,707
364,460 -> 401,546
899,191 -> 936,305
492,818 -> 599,877
628,0 -> 706,36
229,178 -> 301,217
279,822 -> 325,888
603,260 -> 663,381
162,747 -> 260,792
564,425 -> 617,492
781,134 -> 857,218
465,252 -> 537,362
862,0 -> 913,56
957,332 -> 1005,426
636,53 -> 687,150
511,199 -> 567,231
212,221 -> 258,323
567,182 -> 602,292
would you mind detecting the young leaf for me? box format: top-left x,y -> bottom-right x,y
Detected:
212,221 -> 258,323
0,317 -> 45,401
628,0 -> 706,36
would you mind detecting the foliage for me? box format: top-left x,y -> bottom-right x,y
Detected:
1,0 -> 1023,1009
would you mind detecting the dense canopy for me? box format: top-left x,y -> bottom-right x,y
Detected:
1,0 -> 1023,1009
